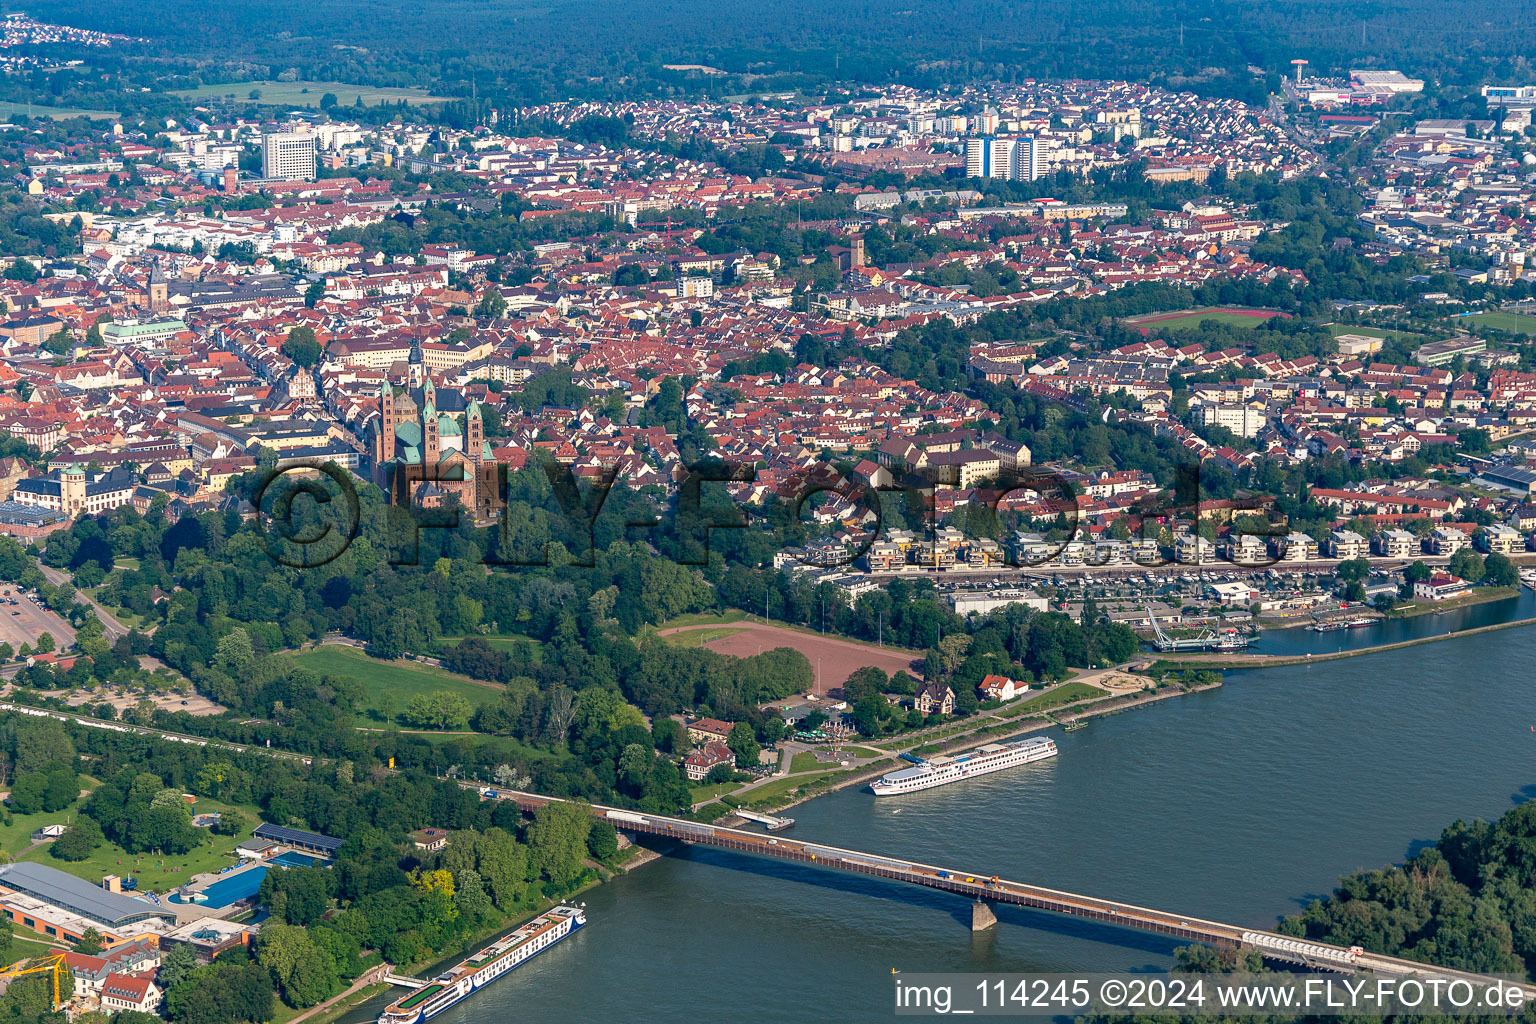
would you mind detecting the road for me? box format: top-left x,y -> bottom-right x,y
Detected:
36,561 -> 131,641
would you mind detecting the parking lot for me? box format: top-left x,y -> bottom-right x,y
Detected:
0,589 -> 75,652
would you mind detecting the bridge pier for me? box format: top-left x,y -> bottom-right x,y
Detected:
971,901 -> 997,932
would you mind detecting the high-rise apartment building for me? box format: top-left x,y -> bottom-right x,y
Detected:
261,132 -> 317,180
964,136 -> 1041,182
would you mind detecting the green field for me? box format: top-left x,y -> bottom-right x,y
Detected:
287,645 -> 500,724
431,634 -> 541,658
664,626 -> 747,648
1325,323 -> 1431,344
0,101 -> 117,121
172,80 -> 455,108
0,795 -> 259,891
657,610 -> 747,629
1123,308 -> 1280,332
1463,311 -> 1536,335
1000,682 -> 1108,716
788,751 -> 835,773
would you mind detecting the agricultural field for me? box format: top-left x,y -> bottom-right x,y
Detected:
1462,311 -> 1536,335
286,644 -> 501,725
171,80 -> 454,108
0,101 -> 117,120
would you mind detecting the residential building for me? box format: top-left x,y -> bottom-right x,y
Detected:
977,674 -> 1021,702
913,681 -> 955,717
100,973 -> 162,1015
1478,523 -> 1521,554
682,740 -> 733,781
1375,529 -> 1419,558
1429,526 -> 1469,555
1328,530 -> 1369,559
410,828 -> 451,852
684,718 -> 735,745
261,132 -> 317,180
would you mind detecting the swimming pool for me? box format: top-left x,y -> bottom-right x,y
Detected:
169,867 -> 268,907
166,853 -> 325,907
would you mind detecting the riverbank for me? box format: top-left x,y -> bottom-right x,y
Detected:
1156,612 -> 1536,668
315,866 -> 635,1024
709,678 -> 1222,819
1385,586 -> 1518,618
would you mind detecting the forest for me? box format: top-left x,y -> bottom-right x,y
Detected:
21,0 -> 1536,117
0,711 -> 619,1024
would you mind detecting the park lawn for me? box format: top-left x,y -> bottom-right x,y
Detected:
18,797 -> 261,890
84,587 -> 148,629
112,557 -> 141,571
1464,311 -> 1536,335
0,100 -> 117,120
843,746 -> 883,759
788,751 -> 831,773
1003,682 -> 1107,716
733,771 -> 837,806
657,610 -> 747,629
432,633 -> 542,659
664,626 -> 747,648
172,80 -> 454,108
688,781 -> 741,804
286,646 -> 501,725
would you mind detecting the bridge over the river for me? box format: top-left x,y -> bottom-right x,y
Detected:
491,789 -> 1532,994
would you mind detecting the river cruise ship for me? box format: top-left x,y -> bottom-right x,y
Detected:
871,737 -> 1058,796
378,905 -> 586,1024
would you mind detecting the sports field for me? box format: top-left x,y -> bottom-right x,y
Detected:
1122,307 -> 1287,332
172,79 -> 455,108
1462,311 -> 1536,335
658,621 -> 923,695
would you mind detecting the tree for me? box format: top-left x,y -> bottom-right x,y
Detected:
259,866 -> 332,926
1448,547 -> 1485,584
33,632 -> 52,654
50,817 -> 102,861
75,926 -> 104,955
586,820 -> 619,862
303,281 -> 325,308
157,940 -> 199,990
402,691 -> 473,730
527,801 -> 592,889
1484,551 -> 1519,588
282,326 -> 322,368
476,290 -> 507,317
216,627 -> 253,669
453,868 -> 491,921
257,924 -> 338,1009
726,721 -> 759,768
165,961 -> 274,1024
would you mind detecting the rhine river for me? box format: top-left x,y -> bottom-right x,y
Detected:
353,594 -> 1536,1024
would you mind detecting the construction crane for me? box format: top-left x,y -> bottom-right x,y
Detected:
0,952 -> 67,1009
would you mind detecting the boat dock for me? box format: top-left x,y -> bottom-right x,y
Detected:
732,809 -> 795,832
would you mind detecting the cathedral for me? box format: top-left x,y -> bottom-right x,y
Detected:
373,377 -> 503,521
